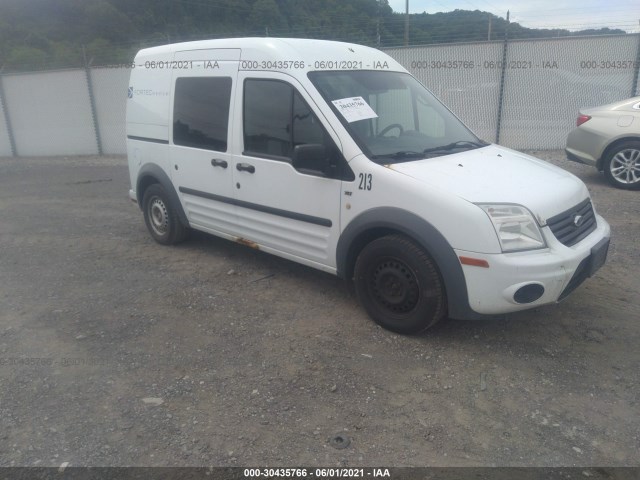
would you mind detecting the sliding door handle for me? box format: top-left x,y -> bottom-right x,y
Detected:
236,163 -> 255,174
211,159 -> 228,168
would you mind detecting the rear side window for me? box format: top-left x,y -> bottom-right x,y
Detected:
173,77 -> 232,151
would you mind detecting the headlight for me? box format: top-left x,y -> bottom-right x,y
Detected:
478,204 -> 546,252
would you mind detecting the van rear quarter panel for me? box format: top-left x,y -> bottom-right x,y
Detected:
126,51 -> 172,140
126,50 -> 174,194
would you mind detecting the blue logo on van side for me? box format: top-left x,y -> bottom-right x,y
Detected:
128,86 -> 134,99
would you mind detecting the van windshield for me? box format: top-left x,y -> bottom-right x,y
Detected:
308,70 -> 487,164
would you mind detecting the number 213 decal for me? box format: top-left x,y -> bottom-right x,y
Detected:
358,173 -> 372,191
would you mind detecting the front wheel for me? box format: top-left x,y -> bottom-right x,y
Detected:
603,141 -> 640,190
142,184 -> 188,245
354,235 -> 446,334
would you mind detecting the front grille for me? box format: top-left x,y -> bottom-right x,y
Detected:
547,198 -> 597,247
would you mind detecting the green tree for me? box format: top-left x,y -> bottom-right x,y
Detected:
0,0 -> 630,71
249,0 -> 287,35
51,41 -> 83,68
85,0 -> 136,42
5,46 -> 48,70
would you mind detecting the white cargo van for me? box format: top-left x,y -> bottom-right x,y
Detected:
126,38 -> 610,334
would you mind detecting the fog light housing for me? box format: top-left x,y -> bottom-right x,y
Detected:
513,284 -> 545,304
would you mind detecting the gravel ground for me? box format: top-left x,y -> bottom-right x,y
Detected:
0,151 -> 638,469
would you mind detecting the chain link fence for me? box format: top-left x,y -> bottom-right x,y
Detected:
387,34 -> 640,149
385,41 -> 504,143
499,35 -> 640,149
0,33 -> 638,157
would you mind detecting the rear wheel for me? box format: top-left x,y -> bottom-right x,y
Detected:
603,141 -> 640,190
354,234 -> 446,334
142,184 -> 188,245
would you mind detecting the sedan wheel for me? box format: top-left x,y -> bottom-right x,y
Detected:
604,141 -> 640,190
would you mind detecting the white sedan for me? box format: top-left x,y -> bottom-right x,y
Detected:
566,96 -> 640,190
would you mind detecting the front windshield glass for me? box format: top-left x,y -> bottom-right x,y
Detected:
309,70 -> 487,163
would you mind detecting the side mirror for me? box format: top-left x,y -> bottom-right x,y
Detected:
292,144 -> 329,176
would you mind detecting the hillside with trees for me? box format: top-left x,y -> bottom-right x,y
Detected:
0,0 -> 627,71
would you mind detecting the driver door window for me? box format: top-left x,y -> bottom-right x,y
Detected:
243,79 -> 341,176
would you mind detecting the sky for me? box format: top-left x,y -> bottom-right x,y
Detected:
387,0 -> 640,32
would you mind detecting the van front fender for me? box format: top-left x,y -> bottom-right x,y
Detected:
336,207 -> 497,321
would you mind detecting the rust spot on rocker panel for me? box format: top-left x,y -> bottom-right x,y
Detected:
236,237 -> 259,249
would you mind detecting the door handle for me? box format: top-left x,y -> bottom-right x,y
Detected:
236,163 -> 255,174
211,159 -> 228,169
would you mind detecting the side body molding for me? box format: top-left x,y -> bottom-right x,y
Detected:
136,163 -> 189,226
336,207 -> 497,321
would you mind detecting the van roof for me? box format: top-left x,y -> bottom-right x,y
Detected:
134,37 -> 405,72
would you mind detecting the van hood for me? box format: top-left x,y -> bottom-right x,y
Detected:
386,144 -> 589,224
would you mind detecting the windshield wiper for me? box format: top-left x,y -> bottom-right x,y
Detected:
387,150 -> 426,159
371,150 -> 424,161
422,140 -> 488,155
371,141 -> 488,163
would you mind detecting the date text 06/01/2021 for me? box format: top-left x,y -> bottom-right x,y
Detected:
243,468 -> 391,478
409,59 -> 559,69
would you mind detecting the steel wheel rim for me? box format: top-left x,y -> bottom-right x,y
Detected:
610,148 -> 640,185
149,196 -> 169,236
369,257 -> 419,314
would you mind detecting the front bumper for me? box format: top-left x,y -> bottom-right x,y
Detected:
558,236 -> 609,301
565,127 -> 609,169
455,214 -> 610,315
565,148 -> 593,166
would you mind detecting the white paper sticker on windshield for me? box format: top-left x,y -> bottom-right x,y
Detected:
332,96 -> 378,123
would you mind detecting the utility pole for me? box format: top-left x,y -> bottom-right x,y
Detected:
632,20 -> 640,96
376,0 -> 381,47
404,0 -> 409,47
0,74 -> 17,157
82,45 -> 103,156
488,15 -> 492,41
495,11 -> 510,144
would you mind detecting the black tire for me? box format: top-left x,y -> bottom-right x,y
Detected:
142,184 -> 188,245
353,234 -> 446,334
603,140 -> 640,190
